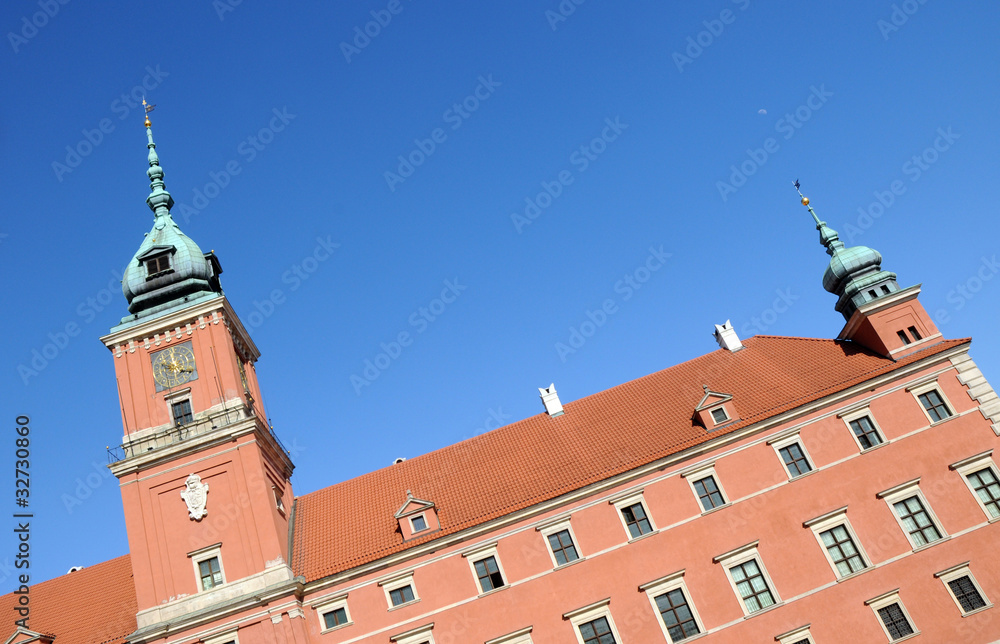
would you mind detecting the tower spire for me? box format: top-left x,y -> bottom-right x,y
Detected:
143,99 -> 174,217
794,180 -> 900,321
794,179 -> 843,257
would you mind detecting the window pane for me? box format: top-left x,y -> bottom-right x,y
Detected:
877,603 -> 914,639
694,476 -> 724,510
779,443 -> 812,476
967,468 -> 1000,518
730,560 -> 774,613
918,391 -> 951,422
475,556 -> 504,591
390,584 -> 414,605
411,515 -> 427,531
323,607 -> 348,629
622,503 -> 652,538
819,524 -> 866,577
893,496 -> 941,546
579,617 -> 616,644
849,416 -> 882,449
547,529 -> 579,565
948,575 -> 987,613
654,588 -> 700,641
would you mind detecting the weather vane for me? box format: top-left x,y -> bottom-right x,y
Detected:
142,97 -> 156,127
793,179 -> 809,206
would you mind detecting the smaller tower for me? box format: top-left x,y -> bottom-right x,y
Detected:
796,182 -> 941,358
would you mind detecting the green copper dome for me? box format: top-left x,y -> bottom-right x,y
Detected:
120,119 -> 222,320
797,190 -> 900,322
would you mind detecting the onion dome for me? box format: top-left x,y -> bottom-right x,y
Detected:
121,105 -> 222,321
795,185 -> 900,322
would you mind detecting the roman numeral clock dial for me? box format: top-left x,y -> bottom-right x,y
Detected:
151,341 -> 198,391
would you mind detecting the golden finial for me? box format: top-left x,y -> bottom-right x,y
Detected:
142,98 -> 155,127
793,179 -> 809,205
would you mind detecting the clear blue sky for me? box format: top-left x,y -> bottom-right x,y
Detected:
1,0 -> 997,590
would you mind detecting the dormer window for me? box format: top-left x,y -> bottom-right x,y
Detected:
693,385 -> 738,430
710,407 -> 729,424
394,490 -> 440,540
145,252 -> 172,278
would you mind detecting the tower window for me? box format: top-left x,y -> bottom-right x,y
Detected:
199,556 -> 224,590
171,399 -> 193,425
896,330 -> 911,345
144,253 -> 172,277
882,284 -> 891,294
868,289 -> 878,299
908,326 -> 922,340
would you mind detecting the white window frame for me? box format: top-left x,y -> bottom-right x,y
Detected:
710,406 -> 730,424
839,407 -> 887,452
188,543 -> 226,592
202,628 -> 239,644
949,450 -> 1000,521
681,463 -> 729,514
378,570 -> 420,609
639,569 -> 706,643
876,478 -> 948,550
907,379 -> 956,425
608,490 -> 658,541
563,598 -> 624,644
768,432 -> 815,479
313,593 -> 352,633
164,387 -> 193,425
803,507 -> 871,580
934,562 -> 993,616
390,622 -> 435,644
537,517 -> 584,568
865,589 -> 919,642
462,542 -> 509,596
712,541 -> 781,617
485,626 -> 533,644
775,624 -> 814,644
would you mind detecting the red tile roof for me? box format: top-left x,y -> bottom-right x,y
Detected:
292,336 -> 967,582
0,555 -> 136,644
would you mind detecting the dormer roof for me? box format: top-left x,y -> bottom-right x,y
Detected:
394,491 -> 436,519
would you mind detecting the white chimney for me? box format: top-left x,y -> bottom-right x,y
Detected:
713,320 -> 743,352
539,383 -> 564,416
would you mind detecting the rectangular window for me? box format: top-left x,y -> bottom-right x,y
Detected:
693,476 -> 725,511
145,253 -> 171,276
849,416 -> 883,450
948,576 -> 987,613
654,588 -> 700,642
389,584 -> 415,606
877,603 -> 914,640
710,407 -> 728,424
893,495 -> 942,547
410,514 -> 427,532
323,607 -> 349,629
819,525 -> 867,577
621,503 -> 653,538
199,556 -> 223,590
967,467 -> 1000,518
730,559 -> 776,613
779,443 -> 812,477
578,617 -> 616,644
547,529 -> 579,566
474,556 -> 506,592
918,390 -> 952,422
171,399 -> 193,425
907,326 -> 922,341
896,330 -> 911,345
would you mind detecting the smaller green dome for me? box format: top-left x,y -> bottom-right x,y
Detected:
822,245 -> 883,294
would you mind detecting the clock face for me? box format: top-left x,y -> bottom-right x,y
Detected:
151,342 -> 198,391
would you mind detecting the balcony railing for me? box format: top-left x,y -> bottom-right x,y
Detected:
107,404 -> 289,463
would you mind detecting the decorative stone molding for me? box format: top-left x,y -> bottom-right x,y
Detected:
951,353 -> 1000,435
180,473 -> 209,520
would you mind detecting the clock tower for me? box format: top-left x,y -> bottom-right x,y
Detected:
101,108 -> 297,642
